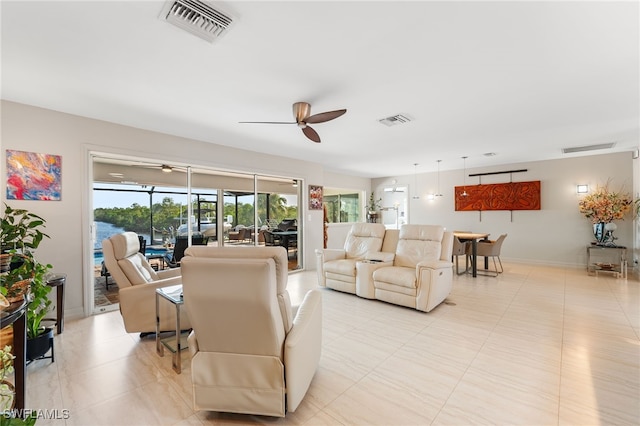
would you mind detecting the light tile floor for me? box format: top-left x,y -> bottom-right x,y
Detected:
23,262 -> 639,425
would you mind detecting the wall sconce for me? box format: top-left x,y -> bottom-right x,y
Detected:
576,184 -> 589,194
427,193 -> 435,200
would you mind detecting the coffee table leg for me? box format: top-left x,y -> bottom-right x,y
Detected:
173,304 -> 181,373
155,292 -> 163,356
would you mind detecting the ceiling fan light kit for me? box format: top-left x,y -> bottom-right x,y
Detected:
240,102 -> 346,143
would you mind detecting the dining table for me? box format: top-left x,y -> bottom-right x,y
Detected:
272,230 -> 297,251
453,232 -> 490,277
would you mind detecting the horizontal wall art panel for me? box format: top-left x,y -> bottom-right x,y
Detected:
454,181 -> 541,211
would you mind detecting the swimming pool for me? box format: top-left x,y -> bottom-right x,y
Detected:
93,247 -> 169,265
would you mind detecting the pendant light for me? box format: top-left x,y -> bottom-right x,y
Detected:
412,163 -> 420,200
461,156 -> 468,197
435,159 -> 443,197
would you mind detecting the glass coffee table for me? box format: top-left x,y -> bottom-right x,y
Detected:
155,285 -> 188,373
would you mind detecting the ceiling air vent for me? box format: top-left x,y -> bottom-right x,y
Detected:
378,114 -> 412,127
160,0 -> 234,43
562,142 -> 615,154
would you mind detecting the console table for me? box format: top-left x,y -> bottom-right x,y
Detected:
587,245 -> 627,279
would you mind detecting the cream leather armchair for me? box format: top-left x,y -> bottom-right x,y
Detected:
181,246 -> 322,417
315,223 -> 387,295
373,225 -> 454,312
102,232 -> 189,333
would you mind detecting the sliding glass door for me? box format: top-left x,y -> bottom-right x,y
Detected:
91,154 -> 303,314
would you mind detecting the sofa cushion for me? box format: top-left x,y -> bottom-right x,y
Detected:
344,223 -> 386,259
324,259 -> 358,277
395,225 -> 444,268
373,266 -> 416,289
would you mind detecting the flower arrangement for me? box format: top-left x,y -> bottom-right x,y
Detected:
578,182 -> 632,224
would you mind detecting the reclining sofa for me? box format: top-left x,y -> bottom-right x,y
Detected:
316,224 -> 454,312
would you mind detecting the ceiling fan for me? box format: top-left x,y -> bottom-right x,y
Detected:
137,163 -> 185,173
240,102 -> 346,143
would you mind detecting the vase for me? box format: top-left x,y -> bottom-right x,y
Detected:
593,223 -> 605,244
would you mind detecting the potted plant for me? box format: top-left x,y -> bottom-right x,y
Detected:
0,345 -> 15,412
365,193 -> 382,214
0,204 -> 53,360
1,204 -> 50,301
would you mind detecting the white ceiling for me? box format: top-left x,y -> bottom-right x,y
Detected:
2,1 -> 638,178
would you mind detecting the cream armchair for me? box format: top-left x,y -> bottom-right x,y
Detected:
181,246 -> 322,417
373,225 -> 454,312
102,232 -> 188,333
315,223 -> 387,295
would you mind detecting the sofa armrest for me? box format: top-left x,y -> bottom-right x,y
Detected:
156,267 -> 181,280
321,249 -> 347,262
118,275 -> 185,333
284,289 -> 322,413
416,259 -> 453,271
365,251 -> 395,262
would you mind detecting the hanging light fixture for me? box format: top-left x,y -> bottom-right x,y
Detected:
461,156 -> 468,197
435,159 -> 443,197
412,163 -> 420,200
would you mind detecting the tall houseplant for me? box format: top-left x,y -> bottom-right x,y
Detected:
0,204 -> 53,340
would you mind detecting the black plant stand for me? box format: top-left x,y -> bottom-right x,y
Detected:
26,327 -> 54,365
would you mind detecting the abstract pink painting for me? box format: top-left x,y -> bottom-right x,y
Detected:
6,150 -> 62,201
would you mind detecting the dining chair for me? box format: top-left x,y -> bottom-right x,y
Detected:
452,236 -> 470,275
474,234 -> 507,277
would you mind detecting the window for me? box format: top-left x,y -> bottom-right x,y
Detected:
323,191 -> 360,223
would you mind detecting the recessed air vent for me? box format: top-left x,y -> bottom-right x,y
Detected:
160,0 -> 234,43
378,114 -> 412,127
562,142 -> 615,154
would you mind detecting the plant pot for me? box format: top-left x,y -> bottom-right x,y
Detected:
0,379 -> 15,411
0,254 -> 10,273
26,327 -> 54,362
5,278 -> 30,303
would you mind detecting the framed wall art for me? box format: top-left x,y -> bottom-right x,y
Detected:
6,150 -> 62,201
308,185 -> 323,210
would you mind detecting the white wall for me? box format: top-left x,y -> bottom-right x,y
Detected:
1,100 -> 372,318
372,152 -> 637,267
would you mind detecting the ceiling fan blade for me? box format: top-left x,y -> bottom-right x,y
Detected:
238,121 -> 296,124
302,126 -> 321,143
305,109 -> 347,124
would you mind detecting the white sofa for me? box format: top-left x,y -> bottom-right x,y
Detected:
317,224 -> 453,312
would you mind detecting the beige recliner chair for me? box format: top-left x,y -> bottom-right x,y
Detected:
315,223 -> 387,294
102,232 -> 189,333
373,225 -> 454,312
181,246 -> 322,417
